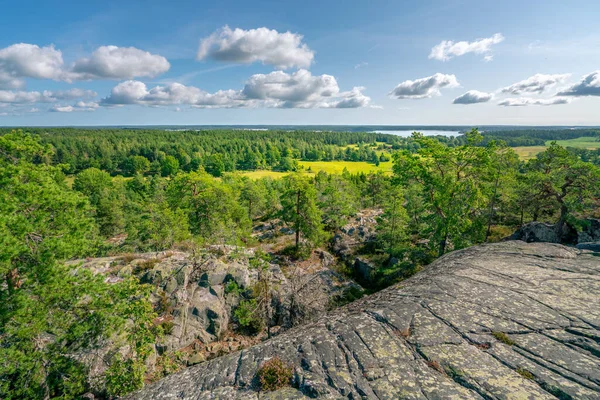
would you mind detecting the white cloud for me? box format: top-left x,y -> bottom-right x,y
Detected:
101,80 -> 245,108
241,69 -> 371,108
558,71 -> 600,96
70,46 -> 170,80
355,62 -> 368,69
501,73 -> 570,94
483,55 -> 494,62
429,33 -> 504,61
197,26 -> 314,69
497,97 -> 571,106
0,43 -> 65,82
0,88 -> 97,105
50,101 -> 99,113
0,90 -> 46,104
389,73 -> 459,99
102,70 -> 371,109
0,43 -> 170,87
43,88 -> 97,100
453,90 -> 493,105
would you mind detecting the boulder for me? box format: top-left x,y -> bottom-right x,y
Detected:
578,218 -> 600,243
127,242 -> 600,399
509,221 -> 577,244
353,256 -> 377,282
576,242 -> 600,252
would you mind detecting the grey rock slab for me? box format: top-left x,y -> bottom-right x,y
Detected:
127,242 -> 600,399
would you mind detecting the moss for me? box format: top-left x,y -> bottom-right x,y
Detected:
257,357 -> 294,391
516,367 -> 534,380
540,383 -> 573,400
492,331 -> 515,346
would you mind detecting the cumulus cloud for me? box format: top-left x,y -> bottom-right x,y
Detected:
389,73 -> 459,99
497,97 -> 571,106
429,33 -> 504,61
43,88 -> 97,100
0,90 -> 47,104
197,26 -> 314,69
0,88 -> 97,105
0,43 -> 65,81
101,80 -> 245,108
501,73 -> 570,94
50,101 -> 99,112
102,70 -> 371,109
453,90 -> 493,104
558,71 -> 600,96
0,43 -> 170,87
70,46 -> 170,80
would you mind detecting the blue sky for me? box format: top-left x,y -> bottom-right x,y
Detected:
1,0 -> 600,126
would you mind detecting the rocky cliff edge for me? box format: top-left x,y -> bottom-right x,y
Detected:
127,241 -> 600,399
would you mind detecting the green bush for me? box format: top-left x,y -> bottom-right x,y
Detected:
234,299 -> 263,333
159,320 -> 175,335
225,280 -> 243,296
257,357 -> 293,391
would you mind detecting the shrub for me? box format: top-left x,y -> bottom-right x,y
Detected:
257,357 -> 293,391
159,320 -> 175,335
225,280 -> 243,296
426,360 -> 444,374
234,299 -> 263,333
120,253 -> 138,264
133,258 -> 159,274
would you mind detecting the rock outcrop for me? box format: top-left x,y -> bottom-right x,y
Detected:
509,221 -> 578,244
127,241 -> 600,399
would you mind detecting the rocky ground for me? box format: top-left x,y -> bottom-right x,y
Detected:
73,242 -> 362,386
126,241 -> 600,399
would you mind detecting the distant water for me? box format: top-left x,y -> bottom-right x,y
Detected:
370,130 -> 461,137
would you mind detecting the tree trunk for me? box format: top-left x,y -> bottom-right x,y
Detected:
556,203 -> 568,242
438,238 -> 447,257
295,190 -> 300,249
485,176 -> 500,241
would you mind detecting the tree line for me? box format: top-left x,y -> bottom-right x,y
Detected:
0,128 -> 400,177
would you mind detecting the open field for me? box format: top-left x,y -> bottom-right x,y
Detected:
512,146 -> 548,160
548,136 -> 600,149
240,160 -> 393,179
300,160 -> 393,174
512,137 -> 600,160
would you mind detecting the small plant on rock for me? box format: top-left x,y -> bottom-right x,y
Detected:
234,299 -> 264,333
257,357 -> 294,391
492,331 -> 515,346
516,367 -> 534,380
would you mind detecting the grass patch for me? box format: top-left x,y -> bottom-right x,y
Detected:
548,136 -> 600,149
240,160 -> 392,180
492,331 -> 515,345
300,160 -> 392,174
512,137 -> 600,161
512,146 -> 547,160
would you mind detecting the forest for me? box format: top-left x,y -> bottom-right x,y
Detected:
1,128 -> 600,399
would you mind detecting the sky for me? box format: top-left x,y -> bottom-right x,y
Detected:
1,0 -> 600,126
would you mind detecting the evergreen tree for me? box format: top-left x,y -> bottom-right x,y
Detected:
280,173 -> 325,249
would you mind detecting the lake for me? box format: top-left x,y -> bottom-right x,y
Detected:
370,130 -> 462,137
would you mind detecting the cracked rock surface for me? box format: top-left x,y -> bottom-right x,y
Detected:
127,242 -> 600,399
